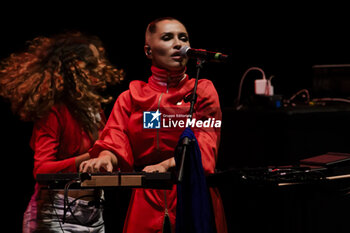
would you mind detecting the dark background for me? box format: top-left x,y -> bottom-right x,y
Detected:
2,2 -> 350,232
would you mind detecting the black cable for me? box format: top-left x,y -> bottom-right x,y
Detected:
63,179 -> 80,224
49,189 -> 66,233
66,194 -> 105,228
62,178 -> 105,228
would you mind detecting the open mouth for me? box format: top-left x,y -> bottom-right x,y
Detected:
171,51 -> 183,61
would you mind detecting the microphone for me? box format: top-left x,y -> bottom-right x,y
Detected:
179,46 -> 229,62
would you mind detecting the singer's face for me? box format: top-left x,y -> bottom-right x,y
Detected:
147,20 -> 190,71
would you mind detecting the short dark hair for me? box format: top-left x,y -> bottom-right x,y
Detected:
147,17 -> 178,34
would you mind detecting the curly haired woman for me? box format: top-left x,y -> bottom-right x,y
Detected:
0,31 -> 124,232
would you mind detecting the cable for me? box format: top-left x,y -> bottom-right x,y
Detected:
62,178 -> 105,228
285,88 -> 350,106
66,195 -> 105,228
235,67 -> 266,110
63,179 -> 81,224
265,75 -> 275,96
47,176 -> 105,232
49,190 -> 65,233
51,191 -> 105,230
312,97 -> 350,104
286,88 -> 311,104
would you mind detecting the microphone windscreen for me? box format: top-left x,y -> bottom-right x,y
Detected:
179,46 -> 190,57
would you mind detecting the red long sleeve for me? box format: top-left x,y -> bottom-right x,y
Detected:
31,104 -> 93,178
90,91 -> 134,171
192,80 -> 222,174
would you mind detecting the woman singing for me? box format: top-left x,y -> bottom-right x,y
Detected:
80,17 -> 227,233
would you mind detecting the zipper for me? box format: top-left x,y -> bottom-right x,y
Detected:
160,81 -> 170,232
162,190 -> 170,232
156,85 -> 168,150
156,92 -> 164,150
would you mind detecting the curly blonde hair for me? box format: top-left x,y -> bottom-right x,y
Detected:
0,31 -> 124,140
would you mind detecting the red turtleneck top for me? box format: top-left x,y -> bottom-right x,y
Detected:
90,66 -> 227,233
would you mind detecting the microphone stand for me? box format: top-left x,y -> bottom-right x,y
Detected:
177,58 -> 205,182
